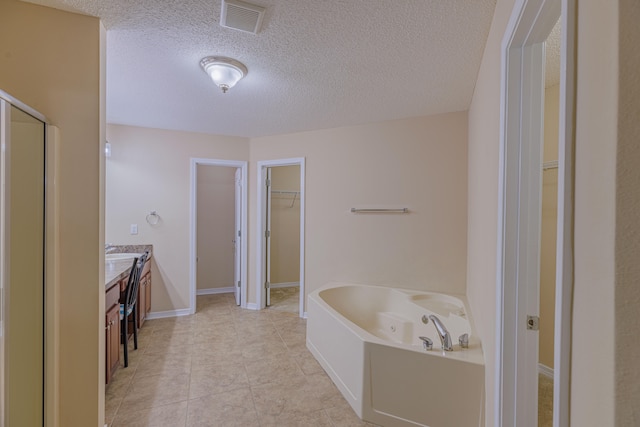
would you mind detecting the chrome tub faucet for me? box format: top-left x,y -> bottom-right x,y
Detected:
429,314 -> 453,351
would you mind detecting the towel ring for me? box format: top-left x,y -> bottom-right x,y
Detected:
146,210 -> 160,225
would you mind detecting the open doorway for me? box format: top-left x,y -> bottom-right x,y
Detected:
195,165 -> 237,299
265,165 -> 301,313
538,22 -> 562,426
256,158 -> 305,317
189,158 -> 247,313
496,0 -> 575,426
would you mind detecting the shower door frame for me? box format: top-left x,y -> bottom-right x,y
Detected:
0,89 -> 52,427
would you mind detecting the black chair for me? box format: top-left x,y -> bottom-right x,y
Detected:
120,252 -> 148,367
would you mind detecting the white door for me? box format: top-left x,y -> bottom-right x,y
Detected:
265,167 -> 272,306
233,168 -> 242,306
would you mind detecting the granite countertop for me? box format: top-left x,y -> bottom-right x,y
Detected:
104,244 -> 153,289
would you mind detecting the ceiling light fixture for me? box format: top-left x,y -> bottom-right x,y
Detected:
200,56 -> 248,93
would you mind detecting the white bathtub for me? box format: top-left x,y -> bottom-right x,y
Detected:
306,283 -> 485,427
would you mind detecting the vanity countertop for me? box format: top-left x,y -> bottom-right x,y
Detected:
104,245 -> 153,289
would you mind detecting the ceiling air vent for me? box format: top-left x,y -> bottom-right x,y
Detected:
220,0 -> 266,34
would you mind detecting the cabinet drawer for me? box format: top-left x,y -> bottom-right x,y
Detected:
105,284 -> 120,310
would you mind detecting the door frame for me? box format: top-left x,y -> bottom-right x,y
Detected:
233,168 -> 242,306
255,158 -> 305,316
189,158 -> 248,313
496,0 -> 575,426
0,91 -> 52,427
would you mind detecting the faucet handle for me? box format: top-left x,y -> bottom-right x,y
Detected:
459,333 -> 469,349
419,336 -> 433,351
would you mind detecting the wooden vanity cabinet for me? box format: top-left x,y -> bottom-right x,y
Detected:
105,281 -> 121,384
105,255 -> 152,384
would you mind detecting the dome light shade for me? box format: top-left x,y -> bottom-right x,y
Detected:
200,56 -> 248,93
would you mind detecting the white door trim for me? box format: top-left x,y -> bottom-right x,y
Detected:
256,158 -> 305,317
233,168 -> 242,306
496,0 -> 575,426
189,158 -> 248,314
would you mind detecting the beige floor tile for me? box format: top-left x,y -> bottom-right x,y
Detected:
119,338 -> 147,369
192,327 -> 238,344
234,321 -> 280,336
117,372 -> 190,415
292,351 -> 325,375
186,387 -> 259,427
145,316 -> 195,332
189,361 -> 249,399
106,365 -> 136,399
134,351 -> 193,377
191,342 -> 244,366
258,408 -> 333,427
538,374 -> 553,427
244,355 -> 306,386
270,313 -> 306,330
194,315 -> 235,329
304,372 -> 345,408
268,287 -> 300,314
324,399 -> 380,427
143,333 -> 195,356
106,294 -> 374,427
104,394 -> 123,427
251,377 -> 325,416
112,400 -> 188,427
279,331 -> 308,353
241,338 -> 289,361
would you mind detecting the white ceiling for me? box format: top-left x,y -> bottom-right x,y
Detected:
26,0 -> 504,138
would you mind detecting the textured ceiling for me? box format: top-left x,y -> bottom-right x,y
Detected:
25,0 -> 502,137
545,18 -> 561,88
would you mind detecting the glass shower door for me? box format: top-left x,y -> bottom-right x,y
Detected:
0,96 -> 46,427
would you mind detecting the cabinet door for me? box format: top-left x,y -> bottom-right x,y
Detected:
105,304 -> 120,384
144,271 -> 152,314
137,275 -> 146,328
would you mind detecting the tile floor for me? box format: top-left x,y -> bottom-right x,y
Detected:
538,374 -> 553,427
268,286 -> 300,314
106,293 -> 378,427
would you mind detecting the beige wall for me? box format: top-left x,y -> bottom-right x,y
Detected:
572,1 -> 618,424
468,0 -> 640,425
105,124 -> 248,312
109,113 -> 467,313
269,165 -> 301,284
3,1 -> 636,425
570,0 -> 640,424
0,1 -> 104,425
466,1 -> 515,425
539,84 -> 559,369
250,112 -> 468,308
196,165 -> 236,290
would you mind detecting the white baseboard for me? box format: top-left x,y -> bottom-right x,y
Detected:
197,287 -> 234,295
246,302 -> 259,310
270,282 -> 300,289
538,363 -> 554,379
146,308 -> 192,320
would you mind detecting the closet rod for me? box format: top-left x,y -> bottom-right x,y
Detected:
350,208 -> 409,213
271,190 -> 299,195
